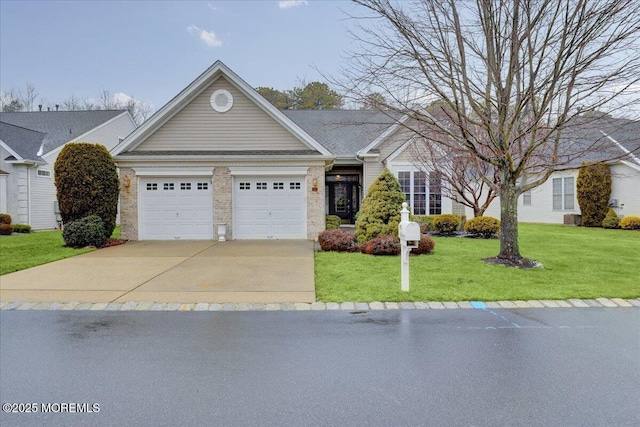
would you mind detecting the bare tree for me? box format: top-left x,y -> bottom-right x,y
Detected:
340,0 -> 640,266
16,83 -> 38,111
0,88 -> 23,112
61,94 -> 83,111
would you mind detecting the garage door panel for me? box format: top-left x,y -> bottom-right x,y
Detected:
233,176 -> 306,239
141,177 -> 213,240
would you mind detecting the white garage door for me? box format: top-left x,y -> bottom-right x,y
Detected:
234,176 -> 306,239
140,177 -> 213,240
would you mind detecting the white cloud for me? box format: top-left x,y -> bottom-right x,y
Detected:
187,25 -> 223,47
278,1 -> 308,9
207,3 -> 217,12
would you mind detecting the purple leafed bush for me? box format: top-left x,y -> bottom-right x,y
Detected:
318,229 -> 359,252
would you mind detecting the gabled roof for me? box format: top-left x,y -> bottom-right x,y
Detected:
281,110 -> 401,158
113,61 -> 332,157
0,121 -> 47,163
0,110 -> 126,156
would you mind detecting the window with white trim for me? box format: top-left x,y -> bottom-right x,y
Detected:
397,170 -> 442,215
37,169 -> 51,178
163,183 -> 174,191
273,182 -> 284,190
552,177 -> 574,210
522,190 -> 532,206
239,182 -> 250,190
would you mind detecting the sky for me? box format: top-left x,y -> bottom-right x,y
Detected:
0,0 -> 360,112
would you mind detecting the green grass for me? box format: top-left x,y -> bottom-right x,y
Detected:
0,226 -> 121,276
315,224 -> 640,302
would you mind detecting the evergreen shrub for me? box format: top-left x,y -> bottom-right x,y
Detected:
464,216 -> 501,238
577,163 -> 611,227
355,168 -> 406,242
602,208 -> 620,229
62,215 -> 107,248
620,216 -> 640,230
54,143 -> 119,237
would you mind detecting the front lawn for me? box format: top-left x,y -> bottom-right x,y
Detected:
0,226 -> 121,276
315,224 -> 640,302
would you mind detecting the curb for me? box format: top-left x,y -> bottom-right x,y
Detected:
1,298 -> 638,312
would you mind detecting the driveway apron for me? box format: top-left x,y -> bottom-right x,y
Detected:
0,240 -> 315,303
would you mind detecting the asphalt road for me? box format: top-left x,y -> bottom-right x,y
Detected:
1,308 -> 638,426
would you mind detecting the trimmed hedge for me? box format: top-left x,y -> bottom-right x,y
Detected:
11,224 -> 31,233
602,208 -> 620,229
620,216 -> 640,230
318,229 -> 359,252
360,235 -> 400,255
411,235 -> 435,255
432,214 -> 460,234
464,216 -> 501,238
325,215 -> 341,230
54,143 -> 119,238
0,224 -> 12,235
62,215 -> 107,248
0,213 -> 12,225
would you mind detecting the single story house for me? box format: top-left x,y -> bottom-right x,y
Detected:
113,61 -> 639,241
482,117 -> 640,223
0,110 -> 136,229
112,61 -> 466,241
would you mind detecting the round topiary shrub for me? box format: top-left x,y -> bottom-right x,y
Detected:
325,215 -> 341,230
464,216 -> 501,238
318,229 -> 359,252
360,235 -> 400,255
602,208 -> 620,229
62,215 -> 107,248
432,214 -> 460,234
0,223 -> 13,235
619,216 -> 640,230
0,213 -> 12,225
411,235 -> 435,255
355,168 -> 406,243
54,142 -> 119,238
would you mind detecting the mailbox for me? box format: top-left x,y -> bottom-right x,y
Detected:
399,222 -> 421,247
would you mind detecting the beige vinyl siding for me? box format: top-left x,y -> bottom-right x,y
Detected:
136,77 -> 310,152
363,129 -> 413,194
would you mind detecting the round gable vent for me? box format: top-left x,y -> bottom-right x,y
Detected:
210,89 -> 233,113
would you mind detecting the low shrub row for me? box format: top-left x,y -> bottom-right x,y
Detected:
318,229 -> 435,256
464,216 -> 500,238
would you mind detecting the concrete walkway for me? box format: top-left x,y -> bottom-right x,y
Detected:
0,240 -> 316,303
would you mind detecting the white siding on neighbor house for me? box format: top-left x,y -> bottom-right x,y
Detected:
0,146 -> 20,220
610,163 -> 640,218
136,77 -> 310,152
483,170 -> 581,223
29,165 -> 57,229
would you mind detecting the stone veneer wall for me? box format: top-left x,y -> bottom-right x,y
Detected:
119,167 -> 138,240
213,167 -> 232,240
306,165 -> 325,239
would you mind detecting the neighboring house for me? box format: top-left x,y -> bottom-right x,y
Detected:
112,61 -> 462,241
482,118 -> 640,223
0,110 -> 136,229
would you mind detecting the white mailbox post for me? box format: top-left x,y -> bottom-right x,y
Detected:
398,202 -> 421,292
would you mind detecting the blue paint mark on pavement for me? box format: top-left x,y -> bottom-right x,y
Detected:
471,301 -> 487,309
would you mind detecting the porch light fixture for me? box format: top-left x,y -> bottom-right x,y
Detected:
312,178 -> 318,192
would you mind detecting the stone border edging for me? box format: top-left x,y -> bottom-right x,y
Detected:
0,298 -> 638,312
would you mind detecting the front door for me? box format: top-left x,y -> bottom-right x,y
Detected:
327,181 -> 360,223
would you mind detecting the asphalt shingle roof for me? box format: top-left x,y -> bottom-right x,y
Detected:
0,121 -> 47,162
281,110 -> 401,157
0,110 -> 125,156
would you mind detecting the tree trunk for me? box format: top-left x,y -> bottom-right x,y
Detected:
498,183 -> 522,260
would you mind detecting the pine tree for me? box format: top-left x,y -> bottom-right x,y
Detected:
355,168 -> 407,242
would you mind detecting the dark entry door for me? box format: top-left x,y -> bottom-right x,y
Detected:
327,181 -> 359,223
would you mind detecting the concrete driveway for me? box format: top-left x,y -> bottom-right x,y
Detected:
0,240 -> 315,303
